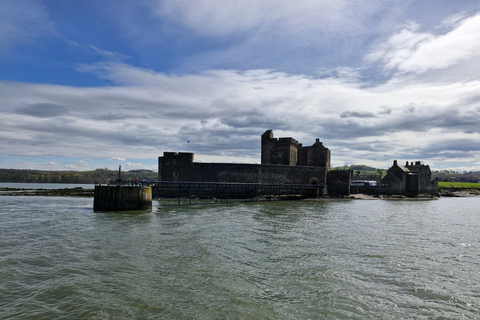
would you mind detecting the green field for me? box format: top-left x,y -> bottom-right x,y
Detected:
438,181 -> 480,189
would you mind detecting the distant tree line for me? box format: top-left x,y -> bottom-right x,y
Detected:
0,168 -> 158,184
349,164 -> 379,171
332,164 -> 381,172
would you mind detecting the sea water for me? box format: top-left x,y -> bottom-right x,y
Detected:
1,194 -> 479,319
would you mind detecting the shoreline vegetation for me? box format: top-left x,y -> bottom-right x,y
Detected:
0,168 -> 157,184
0,186 -> 479,199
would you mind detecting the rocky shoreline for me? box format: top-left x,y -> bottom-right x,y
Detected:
348,189 -> 480,200
0,187 -> 94,197
439,189 -> 480,197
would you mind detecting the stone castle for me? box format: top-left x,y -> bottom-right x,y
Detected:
158,130 -> 439,197
158,130 -> 351,196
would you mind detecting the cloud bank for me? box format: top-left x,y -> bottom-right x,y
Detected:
0,0 -> 479,171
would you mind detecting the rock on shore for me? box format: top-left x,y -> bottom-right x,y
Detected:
439,189 -> 480,197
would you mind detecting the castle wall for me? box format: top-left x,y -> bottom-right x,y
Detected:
352,173 -> 382,181
425,180 -> 439,196
159,152 -> 328,195
388,180 -> 406,195
326,170 -> 352,195
352,185 -> 393,195
381,174 -> 407,195
353,182 -> 439,196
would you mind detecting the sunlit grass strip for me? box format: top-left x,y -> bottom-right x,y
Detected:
438,182 -> 480,189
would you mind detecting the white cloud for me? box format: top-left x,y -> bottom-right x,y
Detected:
88,45 -> 128,61
123,162 -> 144,170
64,160 -> 91,170
366,14 -> 480,75
155,0 -> 383,38
140,0 -> 413,74
3,1 -> 480,172
2,60 -> 480,170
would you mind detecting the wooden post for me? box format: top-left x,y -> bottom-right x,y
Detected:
189,184 -> 192,205
178,185 -> 181,206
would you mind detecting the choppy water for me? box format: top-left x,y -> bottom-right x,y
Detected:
1,195 -> 479,319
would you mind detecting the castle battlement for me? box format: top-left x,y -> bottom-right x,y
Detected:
261,130 -> 330,168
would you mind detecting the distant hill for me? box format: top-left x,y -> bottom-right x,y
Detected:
350,164 -> 379,171
0,168 -> 158,184
331,164 -> 382,172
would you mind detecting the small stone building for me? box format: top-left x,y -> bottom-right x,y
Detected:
381,160 -> 438,195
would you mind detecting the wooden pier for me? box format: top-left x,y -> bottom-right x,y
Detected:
152,181 -> 324,204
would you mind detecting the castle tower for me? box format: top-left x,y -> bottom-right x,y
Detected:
261,130 -> 299,165
261,130 -> 330,168
298,138 -> 331,170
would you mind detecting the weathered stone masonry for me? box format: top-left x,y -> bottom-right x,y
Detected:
352,160 -> 439,196
381,160 -> 438,196
261,130 -> 331,168
159,152 -> 328,185
158,130 -> 352,196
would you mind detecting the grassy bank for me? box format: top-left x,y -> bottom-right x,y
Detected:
438,182 -> 480,189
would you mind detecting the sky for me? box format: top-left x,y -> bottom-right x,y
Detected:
1,0 -> 480,172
